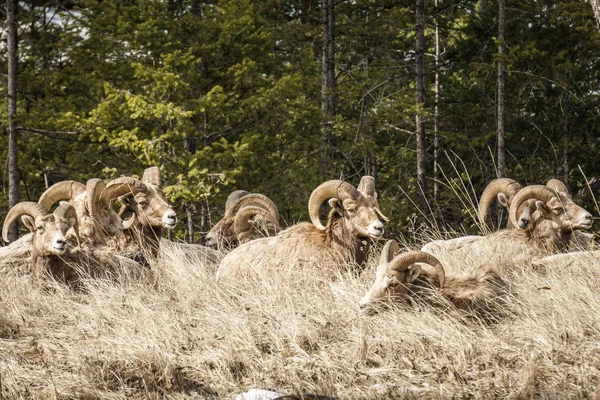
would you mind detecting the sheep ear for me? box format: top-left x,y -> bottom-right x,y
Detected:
497,193 -> 509,209
21,216 -> 36,232
406,265 -> 421,284
328,198 -> 343,213
535,200 -> 550,216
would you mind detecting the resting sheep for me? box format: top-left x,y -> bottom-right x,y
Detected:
360,240 -> 515,321
105,167 -> 178,258
2,201 -> 80,282
205,190 -> 280,248
2,200 -> 146,284
422,185 -> 593,265
216,176 -> 388,280
38,178 -> 123,247
478,178 -> 536,230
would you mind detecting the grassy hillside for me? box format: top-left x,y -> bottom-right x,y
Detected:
1,235 -> 599,399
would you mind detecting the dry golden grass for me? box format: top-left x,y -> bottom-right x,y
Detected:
1,234 -> 600,400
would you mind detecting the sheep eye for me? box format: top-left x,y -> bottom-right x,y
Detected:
347,208 -> 356,215
36,226 -> 44,231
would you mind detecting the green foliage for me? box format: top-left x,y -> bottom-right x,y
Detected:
1,0 -> 600,239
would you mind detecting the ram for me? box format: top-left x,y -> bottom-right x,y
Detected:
38,178 -> 123,247
205,190 -> 280,248
106,167 -> 177,258
360,240 -> 514,321
216,176 -> 388,280
422,185 -> 593,264
2,201 -> 80,282
478,178 -> 536,230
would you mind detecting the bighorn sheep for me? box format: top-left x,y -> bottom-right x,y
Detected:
38,178 -> 123,247
478,178 -> 536,230
360,240 -> 514,321
105,167 -> 177,258
546,178 -> 596,251
2,201 -> 80,282
422,185 -> 593,264
205,190 -> 280,248
216,176 -> 388,280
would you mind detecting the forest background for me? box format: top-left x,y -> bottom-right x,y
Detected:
1,0 -> 600,243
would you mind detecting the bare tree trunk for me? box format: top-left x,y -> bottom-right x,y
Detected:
497,0 -> 506,179
563,131 -> 569,185
591,0 -> 600,28
185,202 -> 194,243
320,0 -> 336,178
6,0 -> 19,242
433,0 -> 440,205
415,0 -> 428,209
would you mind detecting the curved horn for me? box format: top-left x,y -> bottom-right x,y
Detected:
142,166 -> 161,187
106,177 -> 148,200
379,239 -> 399,265
357,175 -> 389,222
233,205 -> 279,240
38,181 -> 86,211
357,176 -> 376,197
3,202 -> 48,242
509,185 -> 557,229
122,214 -> 137,230
86,178 -> 108,223
225,190 -> 249,211
388,251 -> 445,289
308,180 -> 359,230
546,179 -> 569,196
477,178 -> 522,223
230,194 -> 279,221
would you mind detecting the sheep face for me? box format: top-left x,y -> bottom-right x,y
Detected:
122,186 -> 177,230
332,196 -> 385,239
22,214 -> 74,257
205,218 -> 234,247
359,243 -> 445,314
497,193 -> 536,229
359,265 -> 420,313
537,193 -> 593,232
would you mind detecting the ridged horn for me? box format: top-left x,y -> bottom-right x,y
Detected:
86,178 -> 107,223
509,185 -> 557,229
106,177 -> 148,200
3,202 -> 48,242
230,194 -> 279,222
38,181 -> 86,210
308,180 -> 359,230
546,179 -> 569,195
357,176 -> 376,197
477,178 -> 522,223
233,205 -> 279,240
379,240 -> 399,265
357,175 -> 389,222
122,214 -> 137,230
142,166 -> 161,187
225,190 -> 249,211
387,251 -> 446,289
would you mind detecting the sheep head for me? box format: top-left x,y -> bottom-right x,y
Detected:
509,185 -> 593,234
2,201 -> 78,256
38,178 -> 123,238
478,178 -> 535,229
308,176 -> 388,239
206,191 -> 279,247
106,167 -> 177,231
359,240 -> 445,313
